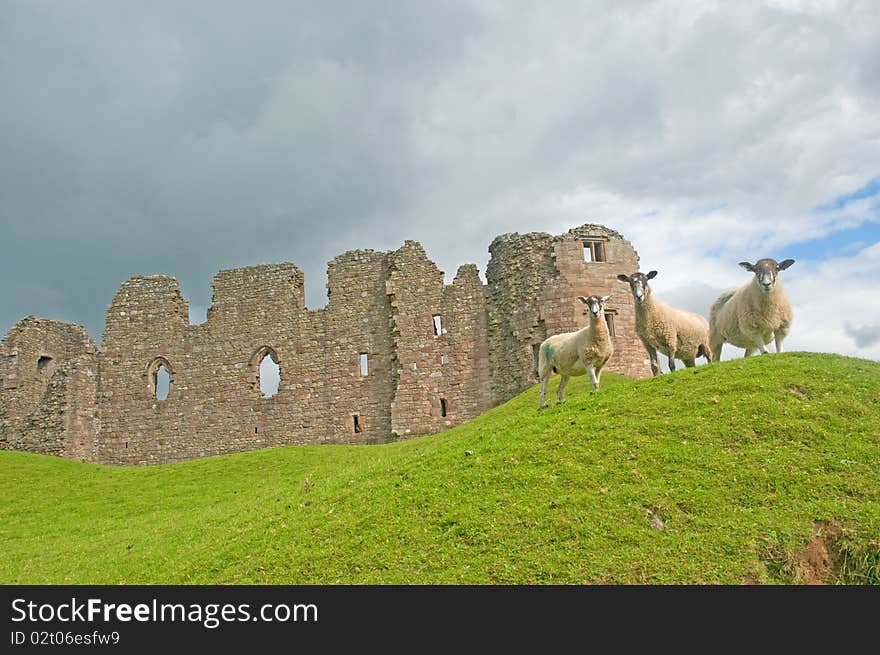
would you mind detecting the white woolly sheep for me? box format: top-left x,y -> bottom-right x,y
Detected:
538,295 -> 613,409
617,270 -> 712,375
709,258 -> 794,360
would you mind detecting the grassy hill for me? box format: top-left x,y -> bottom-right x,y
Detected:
1,352 -> 878,584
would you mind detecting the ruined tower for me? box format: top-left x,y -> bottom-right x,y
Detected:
0,223 -> 651,465
486,224 -> 651,401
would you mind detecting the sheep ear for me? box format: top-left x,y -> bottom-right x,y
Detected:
617,274 -> 630,283
577,296 -> 589,304
646,270 -> 658,279
738,261 -> 755,272
778,258 -> 795,270
600,295 -> 611,303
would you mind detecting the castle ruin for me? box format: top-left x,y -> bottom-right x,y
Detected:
0,224 -> 651,465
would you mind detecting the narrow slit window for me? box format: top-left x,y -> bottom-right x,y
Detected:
440,354 -> 449,365
432,314 -> 443,336
440,398 -> 448,417
604,312 -> 616,337
353,414 -> 361,434
359,352 -> 369,377
532,343 -> 541,377
583,240 -> 606,262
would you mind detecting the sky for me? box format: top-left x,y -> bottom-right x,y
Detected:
2,0 -> 879,364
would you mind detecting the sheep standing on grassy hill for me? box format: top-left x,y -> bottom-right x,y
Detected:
617,270 -> 712,375
709,258 -> 795,360
538,295 -> 613,409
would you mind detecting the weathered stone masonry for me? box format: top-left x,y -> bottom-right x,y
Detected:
0,224 -> 652,465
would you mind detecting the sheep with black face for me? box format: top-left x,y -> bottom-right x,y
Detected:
537,295 -> 613,409
709,258 -> 795,360
617,270 -> 712,375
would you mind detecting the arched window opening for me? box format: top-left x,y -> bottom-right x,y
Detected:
147,357 -> 174,401
155,365 -> 171,400
250,346 -> 281,398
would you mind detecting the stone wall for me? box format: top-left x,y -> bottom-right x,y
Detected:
387,242 -> 493,438
0,317 -> 98,458
0,223 -> 653,465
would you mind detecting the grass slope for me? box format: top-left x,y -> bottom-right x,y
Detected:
1,352 -> 878,584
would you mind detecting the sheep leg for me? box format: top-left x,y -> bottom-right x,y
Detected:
744,347 -> 757,357
774,326 -> 789,353
538,365 -> 551,409
595,362 -> 605,387
666,344 -> 677,372
587,364 -> 599,390
557,375 -> 570,403
645,345 -> 661,376
710,337 -> 724,363
700,343 -> 713,363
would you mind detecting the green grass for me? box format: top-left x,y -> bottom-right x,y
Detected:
2,352 -> 879,584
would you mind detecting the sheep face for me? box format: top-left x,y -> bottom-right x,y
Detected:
577,294 -> 610,319
616,270 -> 657,305
738,258 -> 795,293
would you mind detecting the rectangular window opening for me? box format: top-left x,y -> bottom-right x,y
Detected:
353,414 -> 361,434
604,311 -> 616,337
440,398 -> 448,418
432,314 -> 443,336
532,343 -> 541,377
583,240 -> 606,263
359,352 -> 369,376
440,354 -> 448,365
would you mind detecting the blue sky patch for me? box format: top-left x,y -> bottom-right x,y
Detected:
816,177 -> 880,212
781,178 -> 880,261
779,221 -> 880,262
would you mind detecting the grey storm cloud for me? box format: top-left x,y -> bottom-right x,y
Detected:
844,323 -> 880,348
0,0 -> 486,337
2,0 -> 879,348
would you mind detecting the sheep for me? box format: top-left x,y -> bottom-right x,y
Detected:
709,258 -> 794,360
538,295 -> 613,409
617,270 -> 712,375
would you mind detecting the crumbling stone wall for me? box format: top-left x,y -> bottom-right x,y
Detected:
0,223 -> 652,465
94,258 -> 403,464
0,317 -> 98,458
387,242 -> 492,438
